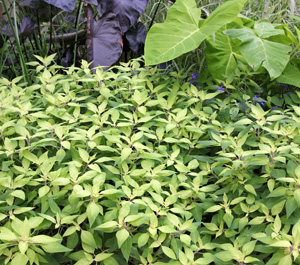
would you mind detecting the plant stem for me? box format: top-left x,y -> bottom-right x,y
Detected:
289,43 -> 300,60
21,36 -> 29,62
74,0 -> 84,66
49,5 -> 53,54
36,9 -> 43,50
2,0 -> 31,84
148,0 -> 163,30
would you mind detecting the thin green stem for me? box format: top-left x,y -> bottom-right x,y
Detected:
289,43 -> 300,60
2,0 -> 31,84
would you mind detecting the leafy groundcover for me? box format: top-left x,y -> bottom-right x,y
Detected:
1,58 -> 300,265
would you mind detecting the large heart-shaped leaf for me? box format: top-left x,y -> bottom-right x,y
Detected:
205,21 -> 243,80
144,0 -> 247,66
125,22 -> 147,55
20,0 -> 53,21
43,0 -> 76,12
277,64 -> 300,88
97,0 -> 149,33
20,0 -> 43,8
224,27 -> 292,80
84,0 -> 98,5
19,16 -> 38,36
87,8 -> 123,71
1,17 -> 37,37
61,50 -> 74,67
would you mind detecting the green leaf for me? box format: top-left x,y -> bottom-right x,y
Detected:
203,222 -> 219,231
242,241 -> 256,256
268,187 -> 287,197
158,226 -> 177,233
30,235 -> 60,244
277,64 -> 300,88
11,190 -> 25,200
96,221 -> 118,230
138,233 -> 149,247
87,201 -> 102,227
0,230 -> 18,241
279,255 -> 292,265
11,253 -> 29,265
162,246 -> 177,260
116,229 -> 130,248
40,242 -> 72,253
121,237 -> 132,261
273,215 -> 282,233
245,184 -> 257,196
18,241 -> 28,254
145,0 -> 247,65
39,186 -> 50,198
121,148 -> 132,163
271,200 -> 285,215
255,22 -> 285,38
286,198 -> 297,218
103,257 -> 119,265
224,27 -> 292,79
22,150 -> 38,164
270,241 -> 291,248
79,148 -> 89,163
205,21 -> 241,79
95,253 -> 114,262
294,189 -> 300,207
51,177 -> 70,186
205,205 -> 223,213
81,230 -> 97,249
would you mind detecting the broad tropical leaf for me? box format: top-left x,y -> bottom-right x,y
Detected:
277,64 -> 300,88
87,8 -> 123,71
1,17 -> 37,37
44,0 -> 76,12
84,0 -> 98,5
144,0 -> 247,66
205,21 -> 242,80
97,0 -> 149,33
61,50 -> 74,67
20,0 -> 43,8
224,26 -> 292,79
125,22 -> 147,55
19,16 -> 38,36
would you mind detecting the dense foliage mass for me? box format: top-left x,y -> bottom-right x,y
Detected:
1,58 -> 300,264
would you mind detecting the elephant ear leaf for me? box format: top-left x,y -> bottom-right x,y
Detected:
20,0 -> 43,8
1,16 -> 37,37
224,26 -> 292,80
205,21 -> 243,80
125,22 -> 147,55
84,0 -> 98,5
97,0 -> 149,33
87,7 -> 123,71
43,0 -> 76,12
19,16 -> 38,36
144,0 -> 247,66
